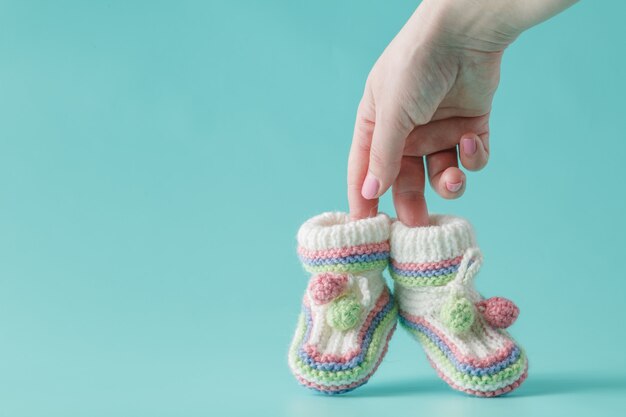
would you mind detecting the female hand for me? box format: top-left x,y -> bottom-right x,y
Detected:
348,0 -> 578,226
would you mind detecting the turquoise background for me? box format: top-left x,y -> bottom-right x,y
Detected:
1,1 -> 625,416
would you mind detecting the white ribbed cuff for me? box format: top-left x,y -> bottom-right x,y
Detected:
297,212 -> 390,250
390,215 -> 476,263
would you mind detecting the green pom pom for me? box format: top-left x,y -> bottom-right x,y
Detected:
327,296 -> 362,331
441,296 -> 475,334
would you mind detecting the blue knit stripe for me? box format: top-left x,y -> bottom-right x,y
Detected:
390,262 -> 460,277
299,251 -> 389,267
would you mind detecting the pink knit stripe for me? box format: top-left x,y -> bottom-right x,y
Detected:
400,310 -> 515,367
295,323 -> 396,393
428,357 -> 528,397
303,287 -> 391,363
391,255 -> 463,271
298,242 -> 390,259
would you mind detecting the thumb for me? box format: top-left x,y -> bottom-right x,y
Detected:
361,112 -> 412,200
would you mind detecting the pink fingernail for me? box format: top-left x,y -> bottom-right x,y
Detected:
461,137 -> 477,156
446,181 -> 463,192
361,174 -> 380,200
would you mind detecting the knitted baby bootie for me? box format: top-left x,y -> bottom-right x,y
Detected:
288,212 -> 398,394
390,216 -> 527,397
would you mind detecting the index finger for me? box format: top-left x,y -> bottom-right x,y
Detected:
348,97 -> 379,220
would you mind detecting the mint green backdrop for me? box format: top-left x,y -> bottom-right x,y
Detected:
1,1 -> 624,416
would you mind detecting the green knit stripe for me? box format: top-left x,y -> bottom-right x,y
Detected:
303,259 -> 388,274
390,271 -> 456,287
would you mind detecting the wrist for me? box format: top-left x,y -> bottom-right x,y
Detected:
412,0 -> 578,53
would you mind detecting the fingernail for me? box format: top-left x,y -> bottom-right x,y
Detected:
446,181 -> 463,193
461,137 -> 477,156
361,173 -> 380,199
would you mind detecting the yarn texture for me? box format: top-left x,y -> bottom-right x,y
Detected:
391,215 -> 528,397
440,296 -> 475,334
288,212 -> 398,395
477,297 -> 519,329
308,273 -> 348,305
327,296 -> 362,330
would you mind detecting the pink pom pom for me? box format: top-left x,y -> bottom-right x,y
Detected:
476,297 -> 519,329
308,273 -> 348,305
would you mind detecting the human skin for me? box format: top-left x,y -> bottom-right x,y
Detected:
348,0 -> 579,226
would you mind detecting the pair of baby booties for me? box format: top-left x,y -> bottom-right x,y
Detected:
288,212 -> 527,396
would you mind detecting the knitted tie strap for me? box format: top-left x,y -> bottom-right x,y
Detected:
440,248 -> 482,334
438,248 -> 519,333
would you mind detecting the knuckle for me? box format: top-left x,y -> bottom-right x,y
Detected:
347,178 -> 363,192
394,189 -> 425,203
369,146 -> 388,169
354,118 -> 375,148
356,98 -> 374,121
377,103 -> 415,133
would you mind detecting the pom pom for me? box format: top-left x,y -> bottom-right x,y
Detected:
476,297 -> 519,329
441,296 -> 475,334
327,296 -> 362,331
308,272 -> 348,305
